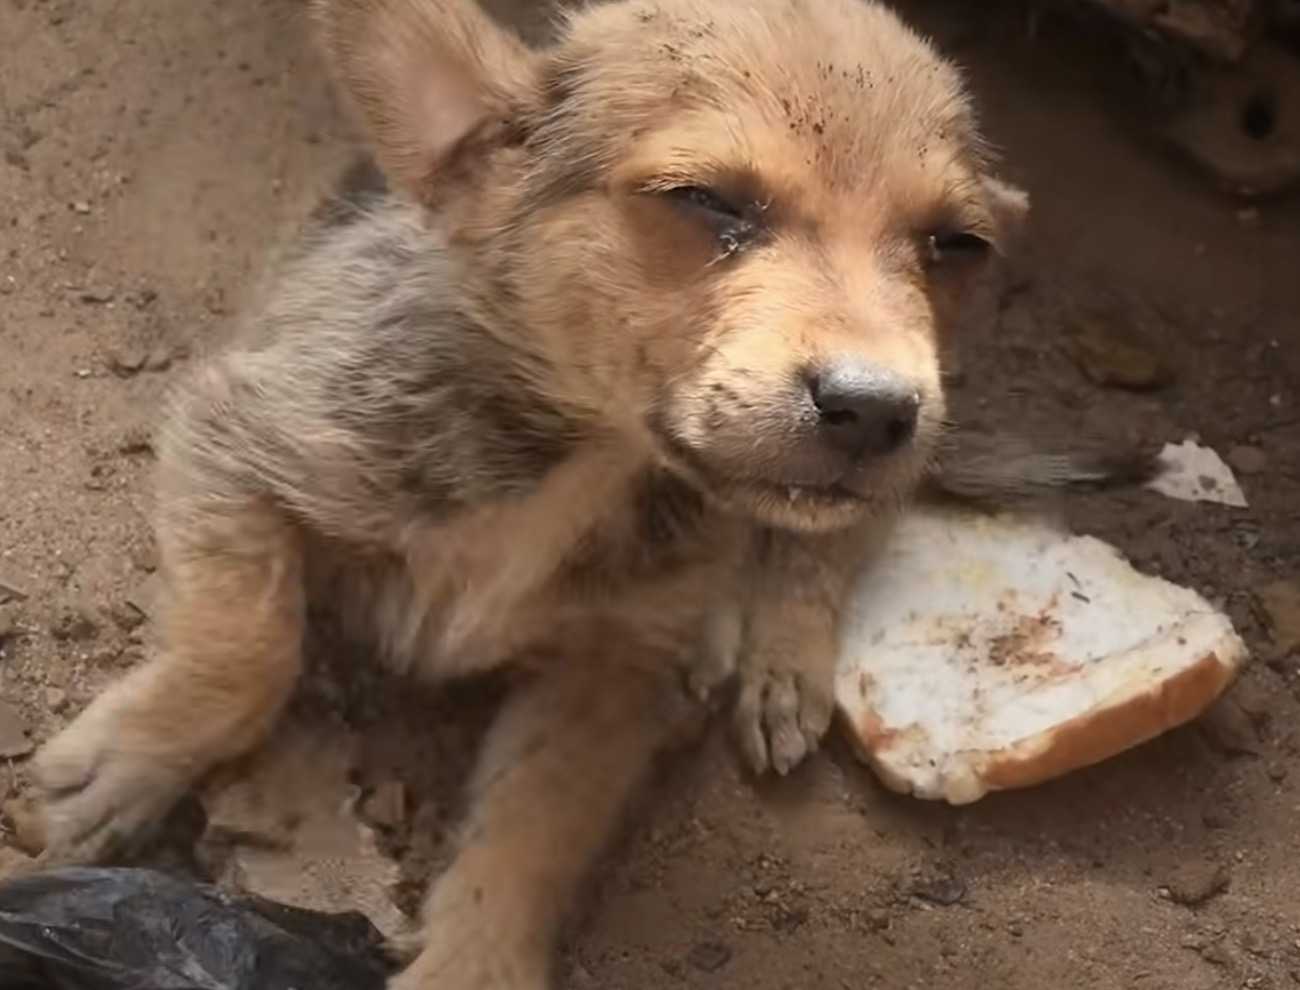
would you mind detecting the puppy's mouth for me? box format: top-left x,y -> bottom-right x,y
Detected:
648,421 -> 873,520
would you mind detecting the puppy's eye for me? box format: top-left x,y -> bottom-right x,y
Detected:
927,230 -> 991,265
664,185 -> 745,221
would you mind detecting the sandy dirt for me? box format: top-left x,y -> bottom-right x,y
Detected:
2,1 -> 1300,987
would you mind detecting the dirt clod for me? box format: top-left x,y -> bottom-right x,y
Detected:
109,345 -> 148,377
51,606 -> 99,642
1165,861 -> 1231,907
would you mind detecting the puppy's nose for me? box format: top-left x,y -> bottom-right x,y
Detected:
808,361 -> 920,457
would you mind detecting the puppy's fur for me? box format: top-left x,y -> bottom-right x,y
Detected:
34,1 -> 1152,987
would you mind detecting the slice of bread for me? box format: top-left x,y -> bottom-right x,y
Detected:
835,506 -> 1246,805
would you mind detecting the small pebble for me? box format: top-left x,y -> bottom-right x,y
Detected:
44,687 -> 68,714
1165,861 -> 1230,907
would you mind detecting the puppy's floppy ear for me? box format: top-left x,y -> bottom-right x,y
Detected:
981,176 -> 1030,255
313,0 -> 538,205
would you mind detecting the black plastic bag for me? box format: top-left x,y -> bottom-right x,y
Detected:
0,866 -> 396,990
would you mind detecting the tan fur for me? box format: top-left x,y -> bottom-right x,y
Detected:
33,2 -> 1040,987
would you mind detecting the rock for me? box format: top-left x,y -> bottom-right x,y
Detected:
108,344 -> 147,376
1258,580 -> 1300,654
1227,445 -> 1268,475
1165,861 -> 1230,906
0,700 -> 32,758
70,200 -> 91,215
912,873 -> 967,906
361,780 -> 406,829
0,564 -> 30,603
0,608 -> 15,645
686,941 -> 733,973
2,795 -> 46,856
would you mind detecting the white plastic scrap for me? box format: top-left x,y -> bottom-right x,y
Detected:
1145,439 -> 1248,508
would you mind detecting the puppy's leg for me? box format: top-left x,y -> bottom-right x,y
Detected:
735,527 -> 876,777
395,660 -> 696,990
35,499 -> 304,863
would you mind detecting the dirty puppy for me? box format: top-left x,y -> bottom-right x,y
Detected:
37,0 -> 1056,987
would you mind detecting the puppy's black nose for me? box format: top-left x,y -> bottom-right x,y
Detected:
809,361 -> 920,457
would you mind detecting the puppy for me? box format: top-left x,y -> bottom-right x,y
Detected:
33,0 -> 1145,986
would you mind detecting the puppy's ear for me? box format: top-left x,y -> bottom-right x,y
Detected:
314,0 -> 538,205
981,176 -> 1030,255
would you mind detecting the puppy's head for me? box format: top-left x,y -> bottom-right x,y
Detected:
315,0 -> 1028,531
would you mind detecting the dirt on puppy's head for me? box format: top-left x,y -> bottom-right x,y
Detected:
314,0 -> 1028,532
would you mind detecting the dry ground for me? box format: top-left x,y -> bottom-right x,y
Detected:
2,1 -> 1299,987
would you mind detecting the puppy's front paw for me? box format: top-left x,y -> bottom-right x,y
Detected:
735,657 -> 834,776
389,942 -> 548,990
34,687 -> 195,864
